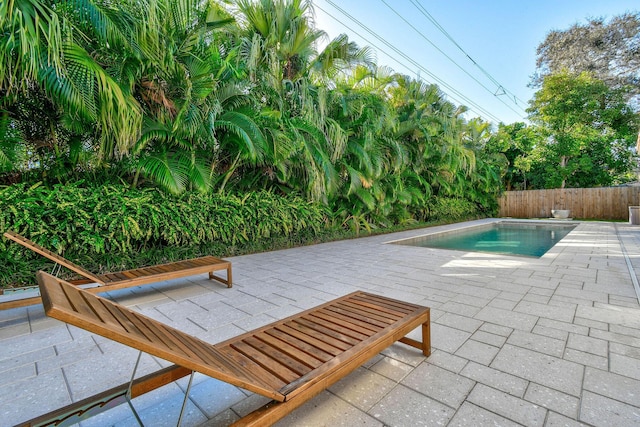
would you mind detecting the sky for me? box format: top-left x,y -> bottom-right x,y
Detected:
312,0 -> 639,126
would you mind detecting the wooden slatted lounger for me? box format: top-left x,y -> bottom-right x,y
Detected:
34,271 -> 431,427
1,230 -> 231,309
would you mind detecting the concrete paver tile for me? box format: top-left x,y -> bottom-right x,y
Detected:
368,384 -> 454,427
196,408 -> 239,427
0,324 -> 72,360
563,348 -> 608,370
369,356 -> 415,381
380,342 -> 429,367
468,383 -> 546,427
450,294 -> 492,308
478,323 -> 513,337
544,411 -> 591,426
460,361 -> 528,397
515,300 -> 576,322
274,390 -> 383,427
610,353 -> 640,381
0,346 -> 54,376
470,330 -> 507,348
532,325 -> 569,341
524,383 -> 579,418
401,363 -> 475,408
232,313 -> 277,332
609,324 -> 640,339
36,342 -> 103,374
187,378 -> 247,418
536,318 -> 589,336
454,340 -> 500,365
116,394 -> 207,427
574,316 -> 609,330
567,333 -> 608,356
610,342 -> 640,358
590,329 -> 640,347
1,369 -> 71,426
583,367 -> 640,406
328,367 -> 396,411
435,312 -> 483,333
423,350 -> 469,374
576,305 -> 640,328
63,349 -> 162,401
507,330 -> 566,357
447,402 -> 520,427
491,345 -> 584,396
523,293 -> 551,304
439,301 -> 481,317
487,298 -> 518,310
187,303 -> 248,330
474,306 -> 538,331
579,391 -> 640,427
430,323 -> 471,353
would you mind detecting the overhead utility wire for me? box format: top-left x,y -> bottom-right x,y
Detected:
410,0 -> 528,110
319,1 -> 503,123
318,2 -> 500,123
380,0 -> 527,118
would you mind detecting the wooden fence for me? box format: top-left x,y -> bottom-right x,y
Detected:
498,187 -> 640,220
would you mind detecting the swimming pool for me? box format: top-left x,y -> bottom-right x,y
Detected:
391,222 -> 577,257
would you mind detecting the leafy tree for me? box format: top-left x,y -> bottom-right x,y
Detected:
533,12 -> 640,103
527,71 -> 639,188
0,0 -> 142,161
486,122 -> 540,190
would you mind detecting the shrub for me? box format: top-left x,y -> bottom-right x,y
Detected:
0,182 -> 329,286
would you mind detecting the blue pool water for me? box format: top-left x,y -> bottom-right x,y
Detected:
397,222 -> 576,257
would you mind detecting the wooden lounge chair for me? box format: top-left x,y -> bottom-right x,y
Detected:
1,230 -> 231,310
33,271 -> 431,426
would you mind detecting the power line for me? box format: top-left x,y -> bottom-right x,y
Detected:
318,0 -> 504,123
380,0 -> 527,118
409,0 -> 528,109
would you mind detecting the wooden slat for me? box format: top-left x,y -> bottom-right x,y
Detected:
304,314 -> 369,341
264,329 -> 334,363
295,317 -> 361,346
36,271 -> 285,402
35,272 -> 431,427
335,300 -> 399,323
216,345 -> 288,391
286,320 -> 353,351
229,340 -> 300,383
2,232 -> 232,310
324,305 -> 391,328
275,324 -> 344,356
242,336 -> 313,376
2,231 -> 104,284
253,332 -> 323,369
498,186 -> 640,220
310,310 -> 377,336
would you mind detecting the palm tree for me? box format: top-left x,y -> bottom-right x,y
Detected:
0,0 -> 141,163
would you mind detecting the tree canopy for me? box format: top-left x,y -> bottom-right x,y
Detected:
533,12 -> 640,104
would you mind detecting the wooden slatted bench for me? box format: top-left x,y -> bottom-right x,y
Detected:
34,271 -> 431,427
1,231 -> 231,310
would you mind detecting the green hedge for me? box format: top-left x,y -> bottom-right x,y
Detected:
0,182 -> 329,286
425,197 -> 484,221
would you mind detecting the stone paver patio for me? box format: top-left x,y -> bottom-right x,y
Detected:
1,219 -> 640,426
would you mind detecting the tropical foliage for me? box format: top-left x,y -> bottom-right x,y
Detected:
0,0 -> 503,226
0,181 -> 330,285
1,1 -> 639,240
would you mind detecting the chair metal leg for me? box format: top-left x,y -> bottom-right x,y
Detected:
126,351 -> 145,427
177,371 -> 195,426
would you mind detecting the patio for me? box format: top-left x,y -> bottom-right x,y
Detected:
1,219 -> 640,426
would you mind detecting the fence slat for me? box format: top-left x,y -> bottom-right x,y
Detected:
498,187 -> 640,220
